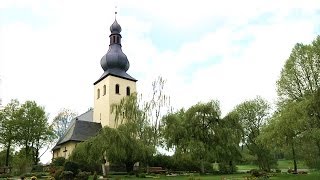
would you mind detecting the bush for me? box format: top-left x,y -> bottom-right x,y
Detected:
250,169 -> 268,177
64,161 -> 79,176
93,171 -> 98,180
52,157 -> 66,167
136,173 -> 146,178
218,161 -> 237,174
0,173 -> 12,178
60,171 -> 73,180
76,171 -> 91,180
53,169 -> 63,180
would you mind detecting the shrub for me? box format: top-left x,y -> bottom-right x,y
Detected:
76,171 -> 91,180
136,173 -> 146,178
93,171 -> 98,180
218,161 -> 237,174
64,161 -> 79,176
53,169 -> 63,180
52,157 -> 66,167
250,169 -> 268,177
0,173 -> 12,178
60,171 -> 73,180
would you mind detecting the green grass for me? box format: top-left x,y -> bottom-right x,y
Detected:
104,173 -> 250,180
277,159 -> 308,169
237,164 -> 258,171
237,160 -> 308,171
271,171 -> 320,180
90,172 -> 320,180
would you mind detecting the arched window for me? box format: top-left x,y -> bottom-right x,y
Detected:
97,89 -> 100,99
103,85 -> 106,95
126,86 -> 130,96
115,84 -> 120,94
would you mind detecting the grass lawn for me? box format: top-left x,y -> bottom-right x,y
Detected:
277,159 -> 308,169
237,160 -> 308,171
93,172 -> 320,179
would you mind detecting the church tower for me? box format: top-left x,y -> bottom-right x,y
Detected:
93,18 -> 137,128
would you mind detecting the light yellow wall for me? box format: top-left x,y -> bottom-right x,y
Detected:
52,141 -> 78,159
94,75 -> 136,128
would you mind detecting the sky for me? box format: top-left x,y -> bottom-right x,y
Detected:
1,0 -> 320,164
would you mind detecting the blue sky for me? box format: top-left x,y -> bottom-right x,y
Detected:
1,0 -> 320,163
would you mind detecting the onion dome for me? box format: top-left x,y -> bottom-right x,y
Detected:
110,20 -> 122,34
94,18 -> 137,85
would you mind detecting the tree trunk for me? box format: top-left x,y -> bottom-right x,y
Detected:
5,140 -> 11,166
200,159 -> 204,174
291,142 -> 297,173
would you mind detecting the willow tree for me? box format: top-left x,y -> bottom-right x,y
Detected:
162,100 -> 241,173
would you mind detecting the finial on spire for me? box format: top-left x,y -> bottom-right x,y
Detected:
115,6 -> 117,19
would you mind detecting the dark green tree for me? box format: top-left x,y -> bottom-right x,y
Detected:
16,101 -> 55,165
163,100 -> 241,173
0,99 -> 20,166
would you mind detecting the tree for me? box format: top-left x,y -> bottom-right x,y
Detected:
162,100 -> 241,173
260,100 -> 307,172
52,108 -> 77,139
16,101 -> 55,165
0,99 -> 20,166
230,97 -> 276,171
71,94 -> 155,173
277,36 -> 320,102
277,36 -> 320,168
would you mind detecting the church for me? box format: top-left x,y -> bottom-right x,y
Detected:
52,18 -> 137,159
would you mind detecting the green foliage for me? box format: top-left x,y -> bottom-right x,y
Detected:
274,36 -> 320,170
0,99 -> 55,167
93,171 -> 98,180
218,161 -> 237,174
71,94 -> 156,173
53,168 -> 63,180
230,97 -> 276,171
16,100 -> 56,165
52,157 -> 66,166
277,36 -> 320,102
60,171 -> 73,180
76,171 -> 91,180
0,99 -> 20,166
63,161 -> 79,177
149,154 -> 174,170
162,100 -> 242,174
12,149 -> 33,175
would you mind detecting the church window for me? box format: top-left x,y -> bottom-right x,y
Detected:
115,84 -> 120,94
103,85 -> 106,95
97,89 -> 100,99
126,86 -> 130,96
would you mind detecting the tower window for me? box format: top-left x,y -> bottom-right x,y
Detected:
103,85 -> 106,95
115,84 -> 120,94
117,36 -> 120,44
97,89 -> 100,99
126,86 -> 130,96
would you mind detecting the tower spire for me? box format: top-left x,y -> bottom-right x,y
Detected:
115,6 -> 117,20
